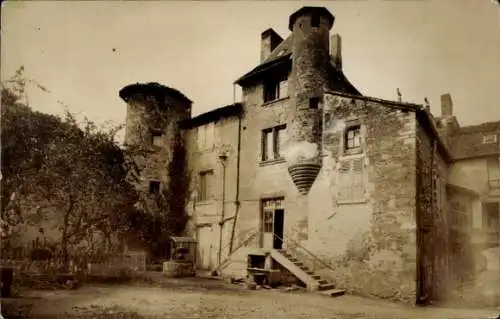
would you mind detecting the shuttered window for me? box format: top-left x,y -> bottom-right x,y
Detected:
337,157 -> 365,202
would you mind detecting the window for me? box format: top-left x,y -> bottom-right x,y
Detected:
487,157 -> 500,170
344,125 -> 361,151
263,73 -> 288,103
337,157 -> 364,202
197,123 -> 215,151
151,129 -> 163,147
309,97 -> 319,109
261,198 -> 284,233
482,202 -> 499,231
482,134 -> 497,144
263,210 -> 273,233
262,125 -> 286,161
311,14 -> 320,28
149,180 -> 160,195
198,170 -> 214,201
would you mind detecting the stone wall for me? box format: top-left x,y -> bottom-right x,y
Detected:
415,122 -> 450,303
307,93 -> 419,303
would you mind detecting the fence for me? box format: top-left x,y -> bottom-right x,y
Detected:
0,241 -> 147,284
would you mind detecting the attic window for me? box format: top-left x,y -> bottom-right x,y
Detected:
263,73 -> 288,103
482,134 -> 497,144
309,97 -> 319,109
311,14 -> 320,28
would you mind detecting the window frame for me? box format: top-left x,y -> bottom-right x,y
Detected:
198,170 -> 214,202
343,124 -> 362,156
263,73 -> 289,103
261,124 -> 287,162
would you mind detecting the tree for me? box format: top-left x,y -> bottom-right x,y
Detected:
1,67 -> 139,265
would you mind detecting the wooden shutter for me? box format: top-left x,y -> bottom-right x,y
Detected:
338,160 -> 351,201
351,157 -> 364,200
338,157 -> 364,201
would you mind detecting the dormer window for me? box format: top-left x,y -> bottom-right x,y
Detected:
263,73 -> 288,103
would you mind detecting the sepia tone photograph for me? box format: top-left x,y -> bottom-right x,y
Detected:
1,0 -> 500,318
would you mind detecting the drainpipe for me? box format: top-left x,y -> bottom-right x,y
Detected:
217,154 -> 228,266
229,112 -> 242,254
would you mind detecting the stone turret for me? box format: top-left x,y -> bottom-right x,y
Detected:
286,7 -> 334,195
119,82 -> 192,193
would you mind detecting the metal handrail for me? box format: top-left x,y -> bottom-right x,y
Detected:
272,232 -> 336,273
211,227 -> 259,272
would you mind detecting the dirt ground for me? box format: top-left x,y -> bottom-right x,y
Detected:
2,275 -> 499,319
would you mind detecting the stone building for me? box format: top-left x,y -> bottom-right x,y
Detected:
119,6 -> 499,305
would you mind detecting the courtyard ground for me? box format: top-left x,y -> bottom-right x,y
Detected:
2,275 -> 499,319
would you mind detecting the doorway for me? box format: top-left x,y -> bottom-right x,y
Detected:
261,198 -> 285,250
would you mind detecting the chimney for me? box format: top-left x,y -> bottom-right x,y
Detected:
440,93 -> 453,116
331,34 -> 342,70
261,28 -> 283,63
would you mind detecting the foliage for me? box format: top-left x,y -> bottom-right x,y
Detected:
1,67 -> 139,262
124,131 -> 191,260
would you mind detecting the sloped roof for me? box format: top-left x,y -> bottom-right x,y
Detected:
449,121 -> 500,160
178,103 -> 243,129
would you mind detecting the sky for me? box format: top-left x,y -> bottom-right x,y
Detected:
2,1 -> 500,143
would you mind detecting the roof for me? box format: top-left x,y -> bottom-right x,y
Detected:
235,53 -> 291,86
446,183 -> 480,198
288,7 -> 335,31
119,82 -> 192,104
449,122 -> 500,160
179,103 -> 243,129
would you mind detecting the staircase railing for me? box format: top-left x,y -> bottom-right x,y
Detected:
210,227 -> 260,274
273,232 -> 336,273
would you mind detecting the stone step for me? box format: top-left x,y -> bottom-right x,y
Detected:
318,283 -> 336,291
320,288 -> 345,297
317,279 -> 329,285
311,275 -> 321,280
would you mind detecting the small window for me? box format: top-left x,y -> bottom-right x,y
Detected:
311,14 -> 320,28
262,125 -> 286,161
482,134 -> 497,144
263,73 -> 288,103
198,170 -> 214,201
309,97 -> 319,109
344,125 -> 361,151
151,130 -> 163,147
149,181 -> 160,195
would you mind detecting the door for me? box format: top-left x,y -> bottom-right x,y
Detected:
273,209 -> 284,249
197,226 -> 215,270
261,198 -> 285,250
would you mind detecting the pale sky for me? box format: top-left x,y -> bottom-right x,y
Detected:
2,1 -> 500,143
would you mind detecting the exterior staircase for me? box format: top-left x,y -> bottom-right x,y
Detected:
270,249 -> 345,297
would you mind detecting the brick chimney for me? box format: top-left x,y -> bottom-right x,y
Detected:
261,28 -> 283,62
331,34 -> 342,70
440,93 -> 453,117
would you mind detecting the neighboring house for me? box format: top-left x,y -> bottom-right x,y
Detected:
119,6 -> 499,305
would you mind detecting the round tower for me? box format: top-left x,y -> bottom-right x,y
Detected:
119,82 -> 192,192
286,7 -> 334,195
